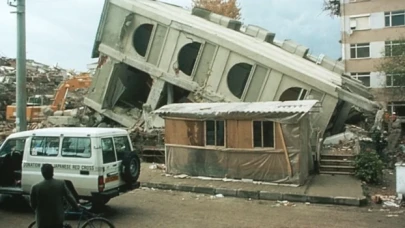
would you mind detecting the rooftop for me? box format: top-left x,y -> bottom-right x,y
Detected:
154,100 -> 320,118
5,127 -> 128,139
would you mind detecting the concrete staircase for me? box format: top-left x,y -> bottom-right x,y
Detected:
319,154 -> 356,175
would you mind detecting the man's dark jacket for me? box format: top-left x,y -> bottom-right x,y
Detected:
30,178 -> 78,228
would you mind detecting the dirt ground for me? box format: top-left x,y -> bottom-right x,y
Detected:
1,188 -> 404,228
365,169 -> 397,196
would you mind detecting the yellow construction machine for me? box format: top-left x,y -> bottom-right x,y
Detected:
5,73 -> 92,122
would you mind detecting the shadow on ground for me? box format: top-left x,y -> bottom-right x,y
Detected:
0,194 -> 33,213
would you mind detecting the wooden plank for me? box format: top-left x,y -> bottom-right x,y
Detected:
165,144 -> 284,153
164,119 -> 204,146
276,123 -> 293,177
226,120 -> 253,149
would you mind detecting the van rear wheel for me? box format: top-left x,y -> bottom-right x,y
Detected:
121,152 -> 141,185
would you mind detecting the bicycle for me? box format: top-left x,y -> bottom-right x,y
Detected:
28,205 -> 115,228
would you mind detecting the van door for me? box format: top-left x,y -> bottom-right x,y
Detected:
112,135 -> 132,186
100,137 -> 120,190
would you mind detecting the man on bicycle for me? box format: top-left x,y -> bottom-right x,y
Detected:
30,164 -> 80,228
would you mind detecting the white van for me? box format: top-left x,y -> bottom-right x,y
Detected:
0,127 -> 141,208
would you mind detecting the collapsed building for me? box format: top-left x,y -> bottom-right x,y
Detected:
84,0 -> 382,163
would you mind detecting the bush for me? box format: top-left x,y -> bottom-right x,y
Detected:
354,150 -> 384,184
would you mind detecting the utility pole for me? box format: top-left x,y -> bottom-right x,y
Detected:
9,0 -> 27,132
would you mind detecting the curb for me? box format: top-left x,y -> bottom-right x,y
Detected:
140,182 -> 367,207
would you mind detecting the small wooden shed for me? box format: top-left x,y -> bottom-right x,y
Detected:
154,100 -> 320,185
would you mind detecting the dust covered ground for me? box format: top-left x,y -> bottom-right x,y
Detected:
0,188 -> 403,228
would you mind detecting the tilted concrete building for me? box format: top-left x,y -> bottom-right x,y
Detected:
85,0 -> 381,146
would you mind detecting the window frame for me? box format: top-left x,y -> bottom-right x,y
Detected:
0,137 -> 27,156
204,120 -> 226,147
349,15 -> 370,31
252,120 -> 275,148
100,137 -> 117,164
113,136 -> 132,161
30,136 -> 60,157
388,102 -> 405,117
386,73 -> 405,87
385,40 -> 405,57
350,43 -> 370,59
385,11 -> 405,27
350,72 -> 371,87
61,137 -> 92,159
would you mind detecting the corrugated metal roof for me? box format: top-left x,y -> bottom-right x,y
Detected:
154,100 -> 320,116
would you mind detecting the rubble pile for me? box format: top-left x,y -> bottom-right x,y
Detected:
0,57 -> 74,120
0,120 -> 54,136
322,124 -> 373,155
0,57 -> 92,127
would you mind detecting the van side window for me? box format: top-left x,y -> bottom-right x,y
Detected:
101,138 -> 116,164
30,137 -> 59,156
114,136 -> 131,160
62,137 -> 91,158
0,138 -> 26,156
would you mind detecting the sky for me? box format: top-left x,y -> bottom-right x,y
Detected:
0,0 -> 340,71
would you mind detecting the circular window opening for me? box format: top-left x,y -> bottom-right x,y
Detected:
279,87 -> 308,101
178,42 -> 202,76
133,24 -> 154,57
227,63 -> 253,99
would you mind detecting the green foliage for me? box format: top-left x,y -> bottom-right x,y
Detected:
354,150 -> 384,184
322,0 -> 340,17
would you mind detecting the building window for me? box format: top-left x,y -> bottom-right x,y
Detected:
350,43 -> 370,58
178,42 -> 202,76
388,102 -> 405,117
385,11 -> 405,27
385,40 -> 405,57
133,24 -> 154,57
386,73 -> 405,87
350,72 -> 370,87
205,120 -> 225,146
227,63 -> 253,99
349,16 -> 370,30
253,121 -> 275,148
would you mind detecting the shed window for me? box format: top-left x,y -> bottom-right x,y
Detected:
253,121 -> 274,148
205,120 -> 225,146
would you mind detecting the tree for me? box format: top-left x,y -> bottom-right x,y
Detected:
377,37 -> 405,103
322,0 -> 340,17
191,0 -> 242,20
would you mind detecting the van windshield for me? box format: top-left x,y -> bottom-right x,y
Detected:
0,137 -> 26,156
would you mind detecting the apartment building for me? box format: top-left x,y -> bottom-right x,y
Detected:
340,0 -> 405,121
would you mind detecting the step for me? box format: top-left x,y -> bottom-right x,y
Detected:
320,159 -> 355,166
319,171 -> 354,175
320,165 -> 354,169
320,154 -> 356,160
320,165 -> 355,173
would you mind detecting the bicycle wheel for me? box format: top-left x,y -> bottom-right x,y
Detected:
28,221 -> 36,228
80,217 -> 115,228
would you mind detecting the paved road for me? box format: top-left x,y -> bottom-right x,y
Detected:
1,188 -> 403,228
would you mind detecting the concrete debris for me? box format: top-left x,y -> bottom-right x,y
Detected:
322,125 -> 372,155
273,200 -> 296,207
149,163 -> 167,171
0,57 -> 91,126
